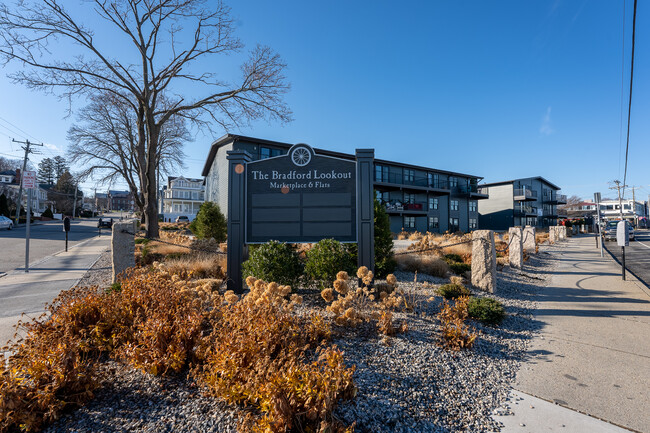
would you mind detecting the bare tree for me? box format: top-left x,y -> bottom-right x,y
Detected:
68,92 -> 188,216
0,0 -> 291,237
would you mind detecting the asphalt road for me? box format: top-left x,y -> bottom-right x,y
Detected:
0,218 -> 106,274
603,228 -> 650,287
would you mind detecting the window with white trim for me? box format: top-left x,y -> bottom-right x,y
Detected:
404,216 -> 415,228
451,200 -> 459,211
469,201 -> 477,212
469,218 -> 477,229
429,197 -> 438,210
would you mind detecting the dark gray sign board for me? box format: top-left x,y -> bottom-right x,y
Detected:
226,144 -> 374,293
246,144 -> 357,243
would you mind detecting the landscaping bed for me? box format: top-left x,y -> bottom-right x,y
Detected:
31,250 -> 559,433
2,228 -> 564,433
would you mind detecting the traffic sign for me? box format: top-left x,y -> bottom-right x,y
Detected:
23,170 -> 36,189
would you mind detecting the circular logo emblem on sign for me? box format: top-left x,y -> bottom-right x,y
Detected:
290,145 -> 312,167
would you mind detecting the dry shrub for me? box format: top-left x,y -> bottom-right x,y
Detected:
407,232 -> 473,262
408,231 -> 424,241
395,254 -> 449,277
113,270 -> 208,375
0,318 -> 98,432
159,254 -> 226,279
377,311 -> 407,336
159,230 -> 192,245
536,231 -> 549,245
437,295 -> 477,350
194,276 -> 354,433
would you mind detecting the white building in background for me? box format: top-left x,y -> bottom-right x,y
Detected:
159,176 -> 205,222
598,199 -> 647,225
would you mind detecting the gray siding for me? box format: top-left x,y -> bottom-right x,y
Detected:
204,142 -> 233,215
478,184 -> 514,230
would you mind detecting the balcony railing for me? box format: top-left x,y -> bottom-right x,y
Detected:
514,188 -> 537,201
514,204 -> 537,217
384,201 -> 427,213
375,172 -> 450,190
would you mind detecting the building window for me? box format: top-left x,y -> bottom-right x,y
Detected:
375,165 -> 389,182
449,177 -> 458,188
376,190 -> 389,203
429,216 -> 439,230
469,201 -> 477,212
469,218 -> 477,230
404,169 -> 415,183
260,147 -> 271,159
429,197 -> 438,210
404,216 -> 415,228
449,217 -> 459,232
451,200 -> 459,211
428,173 -> 439,188
404,193 -> 415,204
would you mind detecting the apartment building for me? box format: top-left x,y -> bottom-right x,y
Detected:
478,177 -> 566,230
202,134 -> 487,234
160,176 -> 205,222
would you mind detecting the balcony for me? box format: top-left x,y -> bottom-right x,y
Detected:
514,188 -> 537,201
461,184 -> 489,199
514,204 -> 538,217
374,173 -> 450,193
384,201 -> 428,215
543,190 -> 567,205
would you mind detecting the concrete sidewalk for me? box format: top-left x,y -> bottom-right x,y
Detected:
497,235 -> 650,433
0,236 -> 110,347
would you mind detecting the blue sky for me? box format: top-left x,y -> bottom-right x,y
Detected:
0,0 -> 648,202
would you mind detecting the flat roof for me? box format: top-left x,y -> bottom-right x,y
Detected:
480,176 -> 561,191
201,134 -> 484,180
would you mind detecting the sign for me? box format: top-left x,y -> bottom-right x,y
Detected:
245,144 -> 357,243
594,192 -> 601,203
22,170 -> 36,189
616,221 -> 629,247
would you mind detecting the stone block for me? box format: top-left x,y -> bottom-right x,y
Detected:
523,226 -> 536,253
112,219 -> 138,283
508,227 -> 523,269
559,226 -> 567,240
471,230 -> 496,293
549,226 -> 558,243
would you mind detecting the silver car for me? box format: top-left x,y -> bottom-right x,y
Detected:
0,215 -> 14,230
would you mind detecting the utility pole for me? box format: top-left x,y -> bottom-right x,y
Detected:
610,180 -> 627,221
72,182 -> 78,219
11,139 -> 43,225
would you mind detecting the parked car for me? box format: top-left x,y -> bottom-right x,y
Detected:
175,215 -> 190,223
98,217 -> 113,229
0,215 -> 13,230
603,220 -> 635,241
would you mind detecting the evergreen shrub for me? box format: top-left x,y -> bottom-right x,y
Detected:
304,239 -> 355,286
374,197 -> 396,278
467,297 -> 505,325
242,240 -> 303,286
189,201 -> 227,242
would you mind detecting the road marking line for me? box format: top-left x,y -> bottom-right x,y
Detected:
634,239 -> 650,249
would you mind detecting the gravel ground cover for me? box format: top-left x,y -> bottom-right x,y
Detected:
47,243 -> 564,433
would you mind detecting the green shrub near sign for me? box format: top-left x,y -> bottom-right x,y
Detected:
242,240 -> 303,286
374,197 -> 396,278
304,239 -> 356,287
189,201 -> 227,242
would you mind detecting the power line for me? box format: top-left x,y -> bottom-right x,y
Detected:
617,0 -> 627,179
622,0 -> 637,197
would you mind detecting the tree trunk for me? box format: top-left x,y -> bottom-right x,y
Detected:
144,122 -> 160,238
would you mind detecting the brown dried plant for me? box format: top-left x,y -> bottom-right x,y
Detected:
437,295 -> 477,350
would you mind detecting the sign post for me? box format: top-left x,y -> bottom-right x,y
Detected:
594,192 -> 603,257
63,216 -> 71,252
22,170 -> 36,273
